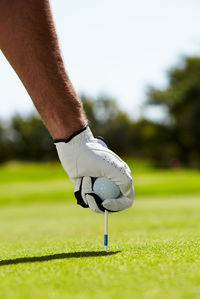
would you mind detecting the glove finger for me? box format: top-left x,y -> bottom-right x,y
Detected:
81,176 -> 99,211
85,194 -> 104,213
102,179 -> 134,212
102,192 -> 134,212
74,178 -> 88,208
118,177 -> 134,203
82,177 -> 116,213
75,177 -> 107,213
81,176 -> 93,194
99,153 -> 134,206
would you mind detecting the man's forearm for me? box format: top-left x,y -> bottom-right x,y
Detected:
0,0 -> 87,139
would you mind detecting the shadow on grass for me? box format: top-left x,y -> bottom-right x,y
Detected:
0,251 -> 120,266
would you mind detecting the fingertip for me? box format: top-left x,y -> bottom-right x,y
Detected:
102,198 -> 120,211
86,194 -> 104,214
102,195 -> 134,211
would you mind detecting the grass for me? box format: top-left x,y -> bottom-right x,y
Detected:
0,160 -> 199,204
0,160 -> 199,298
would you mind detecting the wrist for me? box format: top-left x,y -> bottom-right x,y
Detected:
51,115 -> 87,140
53,123 -> 90,143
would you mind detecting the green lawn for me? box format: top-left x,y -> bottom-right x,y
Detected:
0,160 -> 199,204
0,161 -> 199,299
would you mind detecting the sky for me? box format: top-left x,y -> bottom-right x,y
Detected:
0,0 -> 200,121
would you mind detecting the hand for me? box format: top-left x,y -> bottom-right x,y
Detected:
54,125 -> 134,213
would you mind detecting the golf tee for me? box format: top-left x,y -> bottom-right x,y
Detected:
104,210 -> 108,251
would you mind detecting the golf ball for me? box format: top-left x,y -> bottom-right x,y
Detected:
93,177 -> 121,200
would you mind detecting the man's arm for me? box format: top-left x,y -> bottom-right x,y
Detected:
0,0 -> 134,213
0,0 -> 87,139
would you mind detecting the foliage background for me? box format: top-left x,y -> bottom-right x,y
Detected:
0,56 -> 199,167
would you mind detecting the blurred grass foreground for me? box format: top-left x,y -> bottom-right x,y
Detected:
0,160 -> 200,299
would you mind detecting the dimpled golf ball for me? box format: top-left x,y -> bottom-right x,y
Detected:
93,177 -> 121,200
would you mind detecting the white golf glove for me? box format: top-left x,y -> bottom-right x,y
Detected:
54,125 -> 134,213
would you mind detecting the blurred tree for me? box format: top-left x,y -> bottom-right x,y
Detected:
147,57 -> 200,167
131,119 -> 177,167
10,114 -> 57,161
81,94 -> 119,130
81,95 -> 134,155
0,58 -> 199,169
0,122 -> 8,162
